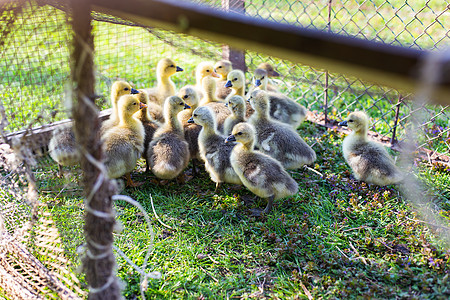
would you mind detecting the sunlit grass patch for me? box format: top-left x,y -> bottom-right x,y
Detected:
30,121 -> 450,299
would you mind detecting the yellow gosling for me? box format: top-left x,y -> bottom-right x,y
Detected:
102,94 -> 146,187
146,58 -> 183,107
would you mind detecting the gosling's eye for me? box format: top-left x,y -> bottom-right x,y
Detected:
237,132 -> 243,136
183,95 -> 188,99
206,69 -> 210,72
179,102 -> 184,106
218,66 -> 222,68
170,64 -> 174,67
233,78 -> 237,81
124,87 -> 129,91
133,102 -> 137,105
348,120 -> 354,123
193,114 -> 197,117
261,76 -> 265,80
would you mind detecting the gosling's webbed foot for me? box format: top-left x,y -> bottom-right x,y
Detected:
176,173 -> 186,185
263,195 -> 275,214
214,182 -> 222,193
191,159 -> 199,177
249,208 -> 264,217
125,173 -> 144,188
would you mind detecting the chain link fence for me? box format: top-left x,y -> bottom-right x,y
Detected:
0,0 -> 449,298
3,0 -> 447,158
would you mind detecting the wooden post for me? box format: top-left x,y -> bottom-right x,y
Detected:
70,0 -> 120,299
221,0 -> 246,72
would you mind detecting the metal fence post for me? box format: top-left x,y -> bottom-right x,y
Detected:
221,0 -> 246,72
324,0 -> 333,125
70,0 -> 120,299
391,94 -> 403,146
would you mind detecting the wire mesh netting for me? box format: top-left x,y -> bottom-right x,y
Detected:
3,0 -> 448,160
0,0 -> 449,299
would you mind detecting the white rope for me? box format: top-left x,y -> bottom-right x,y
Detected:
73,91 -> 119,295
112,195 -> 161,300
86,238 -> 111,250
74,81 -> 162,298
85,248 -> 112,260
88,274 -> 115,294
149,194 -> 174,230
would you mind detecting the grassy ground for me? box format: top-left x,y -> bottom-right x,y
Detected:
33,121 -> 450,299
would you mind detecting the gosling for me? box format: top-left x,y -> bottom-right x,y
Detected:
147,96 -> 190,180
339,111 -> 404,186
223,95 -> 247,136
248,90 -> 316,169
188,106 -> 242,191
226,122 -> 298,215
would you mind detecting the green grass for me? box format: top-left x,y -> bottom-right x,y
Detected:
30,122 -> 450,299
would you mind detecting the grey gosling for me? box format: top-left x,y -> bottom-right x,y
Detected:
134,90 -> 161,172
258,62 -> 281,77
147,96 -> 190,181
258,62 -> 282,89
225,69 -> 254,118
253,74 -> 306,129
177,85 -> 202,175
339,111 -> 404,186
247,90 -> 316,169
48,122 -> 81,173
226,122 -> 298,216
223,95 -> 247,136
252,68 -> 278,92
188,106 -> 242,192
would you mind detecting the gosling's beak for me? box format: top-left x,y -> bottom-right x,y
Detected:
176,66 -> 183,72
211,71 -> 220,78
225,135 -> 236,143
255,79 -> 261,87
184,103 -> 191,109
187,117 -> 195,124
225,80 -> 232,88
131,88 -> 139,94
139,102 -> 147,109
339,120 -> 348,126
